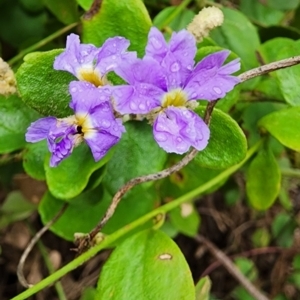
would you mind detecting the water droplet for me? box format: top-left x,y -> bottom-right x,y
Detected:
176,137 -> 182,143
138,103 -> 146,111
170,62 -> 180,72
150,37 -> 162,49
155,132 -> 167,142
130,102 -> 138,111
111,55 -> 116,60
101,120 -> 111,128
213,86 -> 222,95
71,87 -> 77,93
191,93 -> 197,99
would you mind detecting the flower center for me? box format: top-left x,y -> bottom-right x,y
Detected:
75,114 -> 95,135
161,89 -> 188,108
78,70 -> 106,87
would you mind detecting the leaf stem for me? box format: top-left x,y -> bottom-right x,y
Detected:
11,140 -> 261,300
8,23 -> 78,66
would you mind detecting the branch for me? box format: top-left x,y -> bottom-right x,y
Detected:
77,54 -> 300,253
17,204 -> 68,288
196,235 -> 270,300
239,55 -> 300,82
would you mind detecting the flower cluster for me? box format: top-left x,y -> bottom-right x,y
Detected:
26,28 -> 240,167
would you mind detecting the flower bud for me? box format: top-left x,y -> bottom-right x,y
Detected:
0,58 -> 17,96
187,6 -> 224,42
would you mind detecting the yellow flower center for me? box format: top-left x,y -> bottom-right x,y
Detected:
78,70 -> 105,87
161,89 -> 188,108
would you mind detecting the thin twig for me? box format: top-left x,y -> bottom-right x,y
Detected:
78,54 -> 300,253
79,101 -> 216,248
239,55 -> 300,82
83,0 -> 102,20
195,235 -> 270,300
17,204 -> 68,288
201,246 -> 282,277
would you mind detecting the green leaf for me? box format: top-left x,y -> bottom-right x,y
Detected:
0,95 -> 40,153
251,227 -> 271,248
153,7 -> 195,31
240,0 -> 284,26
169,203 -> 200,237
275,41 -> 300,106
258,38 -> 295,64
267,0 -> 300,10
0,191 -> 36,229
271,212 -> 296,248
16,50 -> 75,117
39,186 -> 106,241
23,140 -> 48,180
246,147 -> 281,210
259,106 -> 300,151
194,108 -> 247,169
82,0 -> 152,57
103,121 -> 167,194
211,8 -> 260,71
234,257 -> 258,281
195,276 -> 212,300
96,229 -> 195,300
76,0 -> 92,11
45,144 -> 114,200
44,0 -> 79,24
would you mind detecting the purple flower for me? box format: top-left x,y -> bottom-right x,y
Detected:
112,27 -> 240,154
26,81 -> 125,167
54,33 -> 136,87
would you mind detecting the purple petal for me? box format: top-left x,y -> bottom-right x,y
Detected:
47,122 -> 78,167
85,131 -> 120,161
96,37 -> 137,75
69,81 -> 111,114
153,107 -> 210,154
145,27 -> 168,63
112,84 -> 162,114
184,50 -> 241,101
26,117 -> 57,142
88,101 -> 125,137
53,34 -> 99,79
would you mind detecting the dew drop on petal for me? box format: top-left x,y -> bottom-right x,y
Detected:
150,37 -> 162,49
71,87 -> 77,93
155,132 -> 167,142
170,62 -> 180,72
101,120 -> 111,128
213,86 -> 222,95
191,92 -> 197,99
130,102 -> 138,111
139,103 -> 146,110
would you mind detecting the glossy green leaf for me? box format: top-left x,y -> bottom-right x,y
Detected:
45,144 -> 114,200
275,41 -> 300,106
153,7 -> 195,31
258,38 -> 295,64
40,183 -> 157,240
96,229 -> 195,300
0,95 -> 40,153
0,191 -> 36,229
267,0 -> 300,10
194,108 -> 247,169
211,8 -> 260,71
259,106 -> 300,151
103,121 -> 167,194
0,1 -> 47,47
169,203 -> 200,237
271,212 -> 296,248
246,147 -> 281,210
240,0 -> 284,26
195,276 -> 211,300
23,140 -> 48,180
76,0 -> 92,10
82,0 -> 152,57
39,186 -> 106,241
44,0 -> 78,24
16,50 -> 75,117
